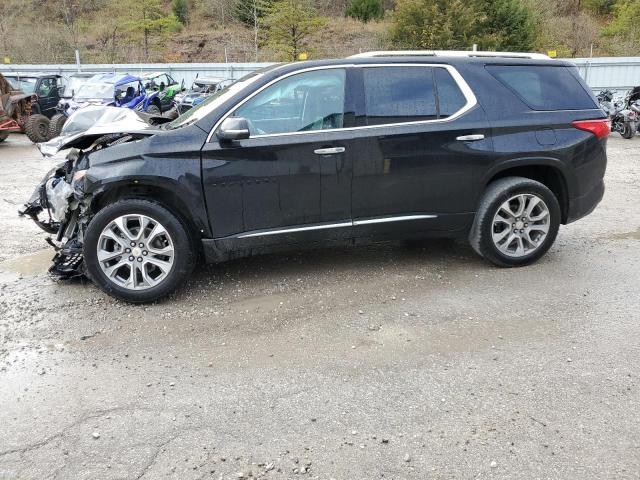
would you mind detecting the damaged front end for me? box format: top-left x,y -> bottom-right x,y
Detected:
19,106 -> 159,278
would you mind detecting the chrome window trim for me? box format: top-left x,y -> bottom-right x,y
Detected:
206,63 -> 477,143
233,214 -> 437,239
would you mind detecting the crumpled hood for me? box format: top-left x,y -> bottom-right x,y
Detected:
38,105 -> 159,157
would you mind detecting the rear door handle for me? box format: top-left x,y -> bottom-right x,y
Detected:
456,134 -> 485,141
314,147 -> 345,155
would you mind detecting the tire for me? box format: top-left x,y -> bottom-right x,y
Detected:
48,113 -> 67,138
83,199 -> 196,303
24,114 -> 51,143
620,121 -> 636,139
0,131 -> 8,142
146,104 -> 161,115
469,176 -> 561,267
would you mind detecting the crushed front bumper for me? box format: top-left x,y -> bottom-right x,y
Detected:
19,157 -> 89,278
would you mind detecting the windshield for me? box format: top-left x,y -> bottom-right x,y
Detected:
167,70 -> 267,129
65,76 -> 92,97
5,76 -> 37,94
75,82 -> 113,99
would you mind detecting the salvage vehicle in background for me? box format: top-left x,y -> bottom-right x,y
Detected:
597,89 -> 637,139
47,73 -> 163,138
174,76 -> 231,114
142,72 -> 182,113
0,72 -> 57,143
21,52 -> 608,303
49,72 -> 99,138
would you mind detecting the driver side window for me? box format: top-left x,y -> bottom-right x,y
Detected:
232,68 -> 346,136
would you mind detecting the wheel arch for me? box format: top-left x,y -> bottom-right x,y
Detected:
89,180 -> 206,244
482,159 -> 571,224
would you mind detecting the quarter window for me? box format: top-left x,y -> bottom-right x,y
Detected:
435,68 -> 467,118
232,69 -> 346,136
363,66 -> 438,125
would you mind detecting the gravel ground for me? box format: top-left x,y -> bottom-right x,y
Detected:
0,133 -> 639,480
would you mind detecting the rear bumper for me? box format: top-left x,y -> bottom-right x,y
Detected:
566,179 -> 604,224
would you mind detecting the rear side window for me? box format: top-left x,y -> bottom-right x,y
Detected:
363,66 -> 469,125
434,68 -> 467,118
364,67 -> 437,125
486,65 -> 597,111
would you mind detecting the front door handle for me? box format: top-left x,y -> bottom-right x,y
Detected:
314,147 -> 345,155
456,134 -> 485,141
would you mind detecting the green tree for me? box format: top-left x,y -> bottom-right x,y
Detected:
389,0 -> 481,49
346,0 -> 384,22
602,0 -> 640,52
125,0 -> 180,60
476,0 -> 536,51
261,0 -> 327,61
234,0 -> 272,26
173,0 -> 190,25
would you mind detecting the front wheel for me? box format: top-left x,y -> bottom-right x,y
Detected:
83,199 -> 196,303
469,177 -> 561,267
24,114 -> 51,143
0,131 -> 9,142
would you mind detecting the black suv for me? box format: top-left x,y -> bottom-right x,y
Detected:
22,52 -> 608,303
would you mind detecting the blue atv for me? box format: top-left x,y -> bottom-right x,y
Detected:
49,73 -> 162,138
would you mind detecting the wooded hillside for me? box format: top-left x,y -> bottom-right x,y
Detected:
0,0 -> 638,64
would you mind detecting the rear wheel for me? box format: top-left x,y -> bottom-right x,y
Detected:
469,177 -> 561,267
24,114 -> 51,143
620,121 -> 636,139
48,113 -> 67,138
83,199 -> 196,303
0,131 -> 9,142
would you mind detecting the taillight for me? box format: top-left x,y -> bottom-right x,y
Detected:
572,119 -> 611,139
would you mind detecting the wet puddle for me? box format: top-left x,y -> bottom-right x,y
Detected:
0,249 -> 52,277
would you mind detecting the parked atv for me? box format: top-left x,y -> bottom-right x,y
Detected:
48,73 -> 162,138
1,73 -> 54,143
142,72 -> 183,113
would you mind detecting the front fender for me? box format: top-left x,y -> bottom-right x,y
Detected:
80,135 -> 211,237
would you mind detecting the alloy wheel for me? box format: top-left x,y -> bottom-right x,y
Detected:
96,214 -> 174,290
491,194 -> 550,258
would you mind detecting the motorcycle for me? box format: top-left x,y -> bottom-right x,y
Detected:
623,86 -> 640,134
597,89 -> 637,139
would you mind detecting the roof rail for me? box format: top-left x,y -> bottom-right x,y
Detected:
348,50 -> 551,60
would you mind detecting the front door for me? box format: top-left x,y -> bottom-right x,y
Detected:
200,67 -> 354,248
349,64 -> 493,238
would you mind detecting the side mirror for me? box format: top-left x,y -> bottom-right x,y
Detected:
217,117 -> 250,141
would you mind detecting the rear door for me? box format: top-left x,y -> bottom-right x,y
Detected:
349,64 -> 493,238
200,67 -> 355,247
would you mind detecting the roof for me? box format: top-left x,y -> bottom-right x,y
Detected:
193,76 -> 227,84
141,72 -> 170,79
87,73 -> 141,85
256,52 -> 573,81
1,72 -> 63,78
349,50 -> 551,60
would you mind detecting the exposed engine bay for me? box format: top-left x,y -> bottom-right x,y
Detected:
19,106 -> 163,278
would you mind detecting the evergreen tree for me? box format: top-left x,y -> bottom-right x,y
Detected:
476,0 -> 536,51
173,0 -> 190,25
389,0 -> 481,49
346,0 -> 384,22
261,0 -> 327,61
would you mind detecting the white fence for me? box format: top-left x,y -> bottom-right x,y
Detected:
0,63 -> 273,88
2,57 -> 639,93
